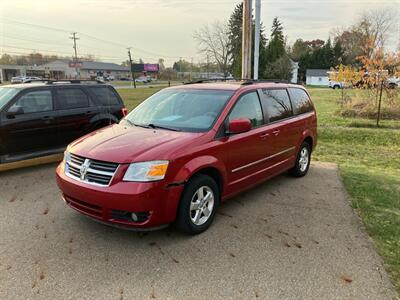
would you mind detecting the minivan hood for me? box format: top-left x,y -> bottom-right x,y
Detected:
69,123 -> 202,164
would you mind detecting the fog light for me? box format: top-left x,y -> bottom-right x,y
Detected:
131,213 -> 138,222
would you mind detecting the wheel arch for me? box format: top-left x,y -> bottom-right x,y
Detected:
303,136 -> 314,151
172,155 -> 227,195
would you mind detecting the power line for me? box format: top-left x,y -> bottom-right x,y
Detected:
2,17 -> 198,61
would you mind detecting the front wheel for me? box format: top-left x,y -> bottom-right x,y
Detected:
289,142 -> 311,177
176,174 -> 219,235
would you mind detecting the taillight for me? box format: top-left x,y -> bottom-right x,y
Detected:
121,107 -> 128,117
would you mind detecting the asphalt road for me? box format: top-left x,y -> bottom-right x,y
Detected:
0,162 -> 397,299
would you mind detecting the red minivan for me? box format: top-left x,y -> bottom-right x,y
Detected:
56,81 -> 317,234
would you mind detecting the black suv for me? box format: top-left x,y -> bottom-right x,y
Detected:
0,80 -> 127,164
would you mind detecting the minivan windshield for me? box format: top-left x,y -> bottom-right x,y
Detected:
125,89 -> 234,132
0,87 -> 19,110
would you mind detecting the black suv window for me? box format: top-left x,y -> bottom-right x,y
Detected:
12,90 -> 53,114
89,87 -> 120,106
262,89 -> 292,122
288,88 -> 313,115
229,92 -> 263,128
56,88 -> 89,110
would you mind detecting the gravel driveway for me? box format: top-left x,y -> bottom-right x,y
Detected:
0,162 -> 397,299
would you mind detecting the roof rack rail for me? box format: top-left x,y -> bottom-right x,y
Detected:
45,79 -> 105,85
183,78 -> 235,85
240,79 -> 289,85
22,79 -> 105,84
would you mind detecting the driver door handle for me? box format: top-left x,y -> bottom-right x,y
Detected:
272,130 -> 280,136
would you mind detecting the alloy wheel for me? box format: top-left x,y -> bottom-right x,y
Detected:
299,147 -> 309,172
189,186 -> 215,226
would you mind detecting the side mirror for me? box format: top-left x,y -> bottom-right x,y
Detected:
7,105 -> 24,118
228,118 -> 252,134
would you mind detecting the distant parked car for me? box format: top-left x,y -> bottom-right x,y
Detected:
96,76 -> 109,82
135,76 -> 151,83
11,76 -> 42,84
328,80 -> 344,89
0,80 -> 127,164
23,76 -> 43,83
387,77 -> 400,89
11,76 -> 24,84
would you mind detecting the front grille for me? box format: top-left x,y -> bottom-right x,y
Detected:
66,153 -> 119,186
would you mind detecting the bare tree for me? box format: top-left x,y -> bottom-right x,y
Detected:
358,9 -> 395,58
333,8 -> 395,63
194,21 -> 231,78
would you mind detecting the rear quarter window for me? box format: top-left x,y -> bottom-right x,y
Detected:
262,89 -> 293,122
288,88 -> 314,115
88,87 -> 121,106
56,88 -> 89,110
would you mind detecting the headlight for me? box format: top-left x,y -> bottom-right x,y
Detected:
123,160 -> 169,182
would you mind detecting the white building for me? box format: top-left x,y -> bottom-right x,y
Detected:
41,60 -> 130,79
306,69 -> 329,86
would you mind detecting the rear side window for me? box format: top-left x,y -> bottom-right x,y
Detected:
229,92 -> 263,128
288,88 -> 313,115
89,87 -> 121,106
13,90 -> 53,113
262,89 -> 292,122
56,88 -> 89,109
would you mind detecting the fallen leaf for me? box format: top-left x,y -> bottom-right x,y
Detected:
340,275 -> 353,283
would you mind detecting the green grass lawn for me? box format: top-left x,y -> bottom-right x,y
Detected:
117,86 -> 400,293
310,88 -> 400,293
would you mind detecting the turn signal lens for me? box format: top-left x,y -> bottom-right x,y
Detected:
123,161 -> 169,182
147,163 -> 168,177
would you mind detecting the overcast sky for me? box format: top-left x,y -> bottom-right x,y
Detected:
0,0 -> 399,66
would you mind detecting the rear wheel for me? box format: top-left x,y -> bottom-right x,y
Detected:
289,142 -> 311,177
176,174 -> 219,235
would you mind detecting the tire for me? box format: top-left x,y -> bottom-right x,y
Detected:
289,142 -> 311,177
176,174 -> 219,235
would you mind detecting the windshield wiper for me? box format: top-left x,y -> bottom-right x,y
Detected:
123,118 -> 135,126
131,121 -> 151,129
147,124 -> 181,132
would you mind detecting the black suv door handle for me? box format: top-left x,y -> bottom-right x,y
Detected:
42,116 -> 54,120
85,110 -> 93,115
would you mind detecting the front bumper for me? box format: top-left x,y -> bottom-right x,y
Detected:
56,163 -> 184,229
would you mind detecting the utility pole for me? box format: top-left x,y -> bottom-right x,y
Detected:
179,57 -> 182,80
253,0 -> 261,80
127,47 -> 136,88
242,0 -> 252,80
190,57 -> 193,82
70,32 -> 80,78
206,55 -> 210,79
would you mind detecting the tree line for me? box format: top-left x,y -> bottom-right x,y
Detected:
189,4 -> 398,82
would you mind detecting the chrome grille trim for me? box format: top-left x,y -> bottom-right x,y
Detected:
65,153 -> 119,187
